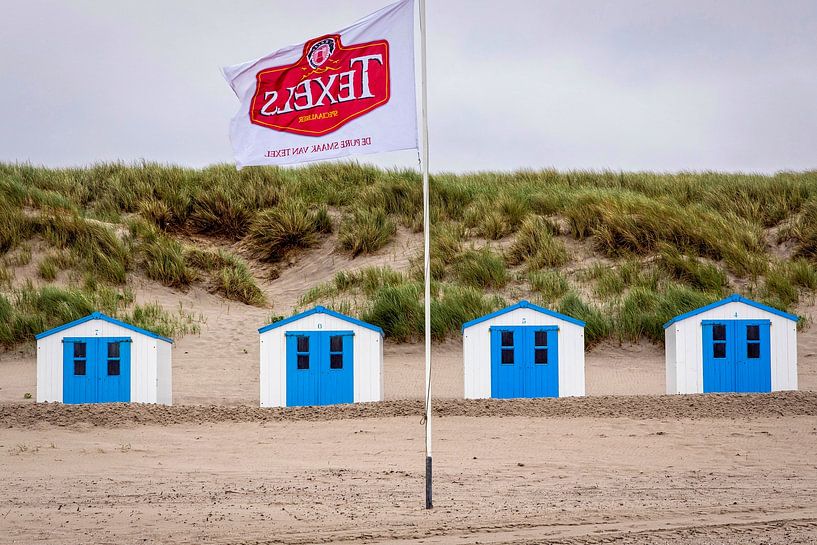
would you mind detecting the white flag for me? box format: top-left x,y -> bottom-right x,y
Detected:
222,0 -> 417,168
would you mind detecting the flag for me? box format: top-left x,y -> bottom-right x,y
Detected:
222,0 -> 417,168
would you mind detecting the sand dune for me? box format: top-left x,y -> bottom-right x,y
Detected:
2,227 -> 817,406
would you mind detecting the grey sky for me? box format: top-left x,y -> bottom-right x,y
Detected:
1,0 -> 815,173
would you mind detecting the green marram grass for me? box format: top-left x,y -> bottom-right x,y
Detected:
3,162 -> 817,345
0,281 -> 200,347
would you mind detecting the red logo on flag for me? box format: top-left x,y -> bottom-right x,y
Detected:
250,34 -> 390,136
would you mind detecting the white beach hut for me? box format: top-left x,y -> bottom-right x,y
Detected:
462,300 -> 586,399
258,306 -> 384,407
35,312 -> 173,404
664,294 -> 798,394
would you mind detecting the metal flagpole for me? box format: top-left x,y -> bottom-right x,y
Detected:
418,0 -> 433,511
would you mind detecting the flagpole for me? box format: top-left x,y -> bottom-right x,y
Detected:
418,0 -> 433,511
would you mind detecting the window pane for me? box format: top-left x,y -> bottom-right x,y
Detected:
107,342 -> 120,358
534,331 -> 547,347
107,359 -> 120,376
713,342 -> 726,359
73,342 -> 86,358
747,342 -> 760,359
330,353 -> 343,369
746,325 -> 760,341
74,360 -> 86,376
501,348 -> 514,364
330,335 -> 343,353
713,324 -> 726,341
297,354 -> 309,369
501,331 -> 514,347
535,348 -> 548,364
297,336 -> 309,353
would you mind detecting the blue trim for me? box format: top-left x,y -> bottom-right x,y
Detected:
489,325 -> 559,332
35,312 -> 173,343
702,319 -> 771,326
63,336 -> 132,343
462,300 -> 586,332
663,294 -> 798,329
285,330 -> 355,337
258,306 -> 384,336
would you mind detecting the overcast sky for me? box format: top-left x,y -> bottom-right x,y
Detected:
1,0 -> 815,173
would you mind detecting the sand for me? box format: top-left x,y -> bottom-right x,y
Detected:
2,406 -> 817,544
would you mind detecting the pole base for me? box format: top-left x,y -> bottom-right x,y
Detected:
425,456 -> 433,509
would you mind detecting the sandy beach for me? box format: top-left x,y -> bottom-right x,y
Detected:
2,395 -> 817,544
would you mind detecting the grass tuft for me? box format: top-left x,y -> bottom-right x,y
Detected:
556,292 -> 612,347
453,248 -> 508,289
506,215 -> 567,270
247,201 -> 324,262
528,270 -> 570,303
338,208 -> 396,257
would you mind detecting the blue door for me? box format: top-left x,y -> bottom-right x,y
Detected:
63,337 -> 131,403
491,326 -> 559,398
702,320 -> 771,393
735,321 -> 771,392
490,328 -> 523,398
286,331 -> 354,406
523,328 -> 559,398
320,332 -> 354,405
286,333 -> 320,406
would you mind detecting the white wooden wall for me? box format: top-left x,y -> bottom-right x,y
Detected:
36,319 -> 172,404
665,325 -> 677,394
463,307 -> 586,399
665,301 -> 798,394
157,339 -> 173,405
259,313 -> 383,407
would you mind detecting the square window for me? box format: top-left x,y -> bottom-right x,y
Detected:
746,325 -> 760,341
330,335 -> 343,352
713,324 -> 726,341
73,342 -> 86,358
501,348 -> 514,364
74,360 -> 86,376
713,342 -> 726,359
297,354 -> 309,369
107,342 -> 120,358
330,353 -> 343,369
297,336 -> 309,353
747,342 -> 760,359
501,331 -> 514,347
535,348 -> 548,364
107,359 -> 120,376
534,331 -> 548,347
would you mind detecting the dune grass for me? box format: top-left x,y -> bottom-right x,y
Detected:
184,246 -> 266,306
556,293 -> 612,347
3,162 -> 817,345
141,235 -> 196,288
528,270 -> 570,303
453,248 -> 508,289
506,215 -> 568,270
0,281 -> 201,347
247,201 -> 326,262
615,284 -> 716,344
337,208 -> 396,257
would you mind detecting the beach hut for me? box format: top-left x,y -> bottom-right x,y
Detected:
664,294 -> 798,394
462,300 -> 586,399
35,312 -> 173,404
258,306 -> 384,407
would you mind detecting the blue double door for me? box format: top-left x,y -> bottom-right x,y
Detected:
490,326 -> 559,398
286,331 -> 354,406
702,320 -> 771,393
63,337 -> 131,403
